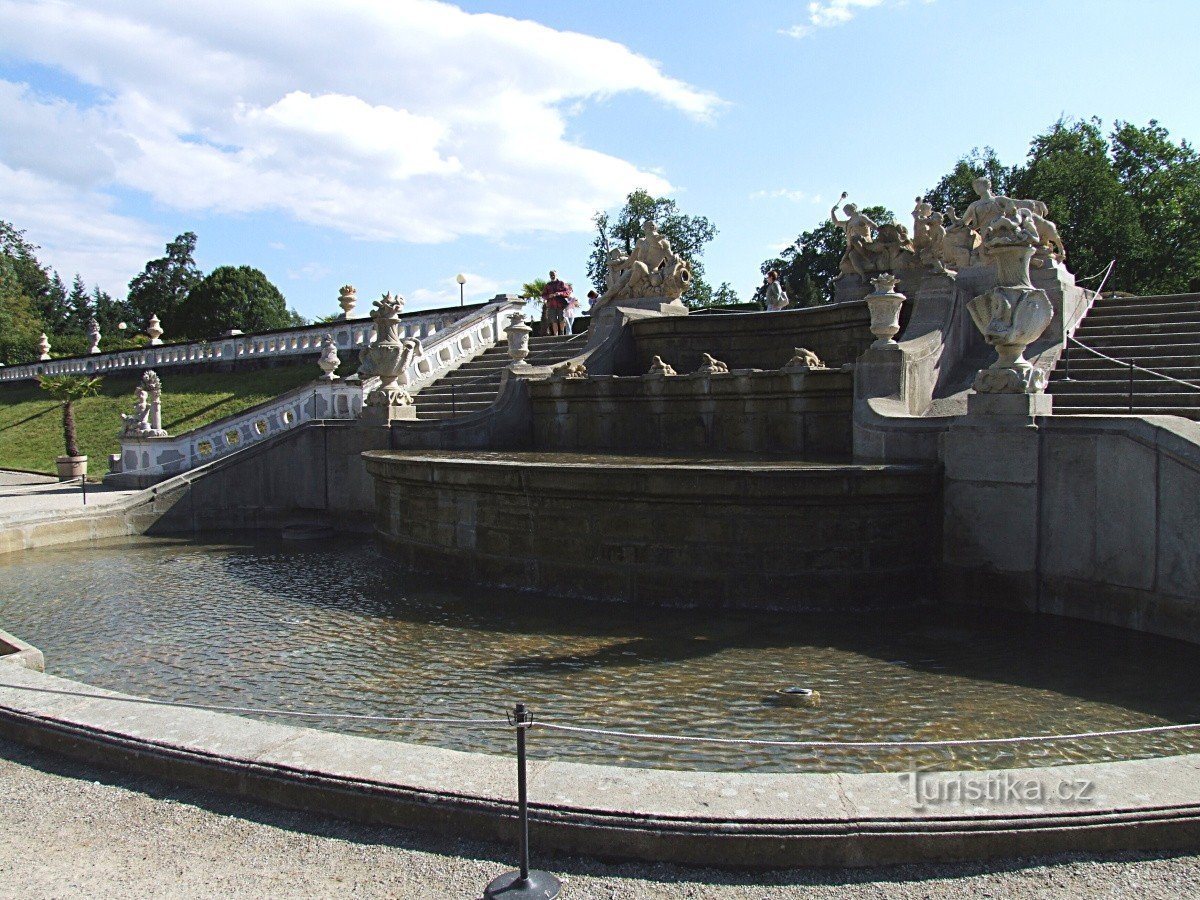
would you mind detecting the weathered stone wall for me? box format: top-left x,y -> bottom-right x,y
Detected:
529,369 -> 853,456
943,411 -> 1200,643
365,451 -> 942,611
630,302 -> 873,375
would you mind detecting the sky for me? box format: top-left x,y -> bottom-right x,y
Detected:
1,0 -> 1199,324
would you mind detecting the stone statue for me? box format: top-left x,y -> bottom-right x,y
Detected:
646,356 -> 677,377
595,221 -> 692,306
693,353 -> 730,376
121,370 -> 167,437
86,317 -> 101,355
943,207 -> 982,270
549,361 -> 588,380
783,348 -> 826,370
832,193 -> 916,277
960,176 -> 1064,267
912,199 -> 950,273
317,334 -> 340,380
362,293 -> 422,421
967,202 -> 1055,394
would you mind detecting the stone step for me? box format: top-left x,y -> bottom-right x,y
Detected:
1088,300 -> 1200,318
1056,354 -> 1200,371
1070,331 -> 1200,349
1053,405 -> 1200,420
1049,377 -> 1200,394
1082,308 -> 1200,326
1075,321 -> 1200,338
1050,391 -> 1200,408
414,399 -> 495,413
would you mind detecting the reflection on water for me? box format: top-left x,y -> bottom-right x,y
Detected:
2,534 -> 1200,773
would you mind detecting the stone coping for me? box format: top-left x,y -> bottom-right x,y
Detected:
2,662 -> 1200,866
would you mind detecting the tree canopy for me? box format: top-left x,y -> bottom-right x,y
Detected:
127,231 -> 203,330
175,265 -> 292,338
588,189 -> 718,309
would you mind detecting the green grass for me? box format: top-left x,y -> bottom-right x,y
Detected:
0,363 -> 320,475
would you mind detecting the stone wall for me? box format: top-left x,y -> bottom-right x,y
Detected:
529,369 -> 853,456
630,302 -> 873,375
943,410 -> 1200,643
365,451 -> 942,611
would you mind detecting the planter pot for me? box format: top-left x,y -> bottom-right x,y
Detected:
55,455 -> 87,481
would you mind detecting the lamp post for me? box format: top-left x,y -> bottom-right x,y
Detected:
456,272 -> 467,307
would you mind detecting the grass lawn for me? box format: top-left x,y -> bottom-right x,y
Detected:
0,363 -> 320,475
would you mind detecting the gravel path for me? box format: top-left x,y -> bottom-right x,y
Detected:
0,738 -> 1198,898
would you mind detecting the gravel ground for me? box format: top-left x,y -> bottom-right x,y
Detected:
0,739 -> 1198,898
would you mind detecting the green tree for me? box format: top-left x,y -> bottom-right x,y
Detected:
127,231 -> 202,330
37,375 -> 104,459
66,273 -> 91,332
759,206 -> 893,308
710,282 -> 740,307
175,265 -> 291,338
922,147 -> 1015,220
588,189 -> 718,309
519,278 -> 548,300
0,254 -> 45,365
0,220 -> 54,320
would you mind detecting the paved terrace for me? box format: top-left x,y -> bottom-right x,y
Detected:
0,470 -> 141,524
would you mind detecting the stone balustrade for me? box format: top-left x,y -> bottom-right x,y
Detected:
0,301 -> 498,384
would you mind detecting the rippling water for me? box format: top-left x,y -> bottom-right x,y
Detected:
2,534 -> 1200,773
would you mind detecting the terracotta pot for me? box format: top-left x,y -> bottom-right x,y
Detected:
55,455 -> 87,481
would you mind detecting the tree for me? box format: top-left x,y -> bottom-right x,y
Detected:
0,221 -> 54,320
710,282 -> 740,307
37,375 -> 104,460
44,271 -> 71,334
922,147 -> 1015,220
758,206 -> 893,308
588,189 -> 718,309
175,265 -> 291,338
67,273 -> 91,333
520,278 -> 548,300
127,232 -> 202,330
0,254 -> 44,365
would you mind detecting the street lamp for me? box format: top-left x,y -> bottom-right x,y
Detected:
456,273 -> 467,306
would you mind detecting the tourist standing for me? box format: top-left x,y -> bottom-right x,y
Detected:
541,270 -> 573,336
564,294 -> 580,335
763,270 -> 789,311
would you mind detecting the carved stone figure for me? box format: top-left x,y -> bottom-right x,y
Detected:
596,221 -> 692,306
831,193 -> 878,278
967,207 -> 1055,394
121,370 -> 167,437
87,317 -> 101,354
147,314 -> 164,346
913,199 -> 950,273
783,348 -> 826,370
338,284 -> 358,318
646,355 -> 677,377
943,207 -> 982,270
960,176 -> 1065,267
832,193 -> 916,277
362,293 -> 422,421
693,353 -> 730,376
317,334 -> 340,380
550,361 -> 588,380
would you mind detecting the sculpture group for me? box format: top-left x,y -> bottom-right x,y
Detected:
594,221 -> 692,309
120,370 -> 167,438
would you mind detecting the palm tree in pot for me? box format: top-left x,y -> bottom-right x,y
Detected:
37,375 -> 104,480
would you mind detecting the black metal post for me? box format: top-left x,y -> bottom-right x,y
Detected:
80,474 -> 87,506
483,703 -> 561,899
1062,340 -> 1072,381
1129,359 -> 1135,413
459,283 -> 465,307
451,381 -> 457,418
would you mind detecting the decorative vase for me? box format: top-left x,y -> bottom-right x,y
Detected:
865,274 -> 906,346
505,312 -> 532,362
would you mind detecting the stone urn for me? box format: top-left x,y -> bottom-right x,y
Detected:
362,293 -> 421,422
505,312 -> 532,362
55,455 -> 87,480
968,242 -> 1054,394
38,333 -> 51,361
338,284 -> 357,319
865,274 -> 906,346
317,334 -> 340,381
147,314 -> 164,346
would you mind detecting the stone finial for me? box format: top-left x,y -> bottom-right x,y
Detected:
692,353 -> 730,376
147,314 -> 164,346
362,293 -> 421,422
550,361 -> 588,380
646,355 -> 677,377
504,312 -> 532,362
317,334 -> 340,381
37,333 -> 51,361
87,317 -> 101,354
338,284 -> 358,318
783,348 -> 826,370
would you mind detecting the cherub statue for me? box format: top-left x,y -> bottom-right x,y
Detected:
830,192 -> 878,278
120,386 -> 151,436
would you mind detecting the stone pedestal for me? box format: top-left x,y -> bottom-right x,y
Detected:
942,392 -> 1053,611
586,297 -> 688,346
359,402 -> 418,426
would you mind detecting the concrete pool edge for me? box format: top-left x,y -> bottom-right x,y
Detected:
2,665 -> 1200,867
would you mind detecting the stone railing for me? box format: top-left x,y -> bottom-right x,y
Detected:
105,297 -> 522,486
0,300 -> 498,384
107,380 -> 365,487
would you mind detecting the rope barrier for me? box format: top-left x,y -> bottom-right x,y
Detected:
1067,336 -> 1200,392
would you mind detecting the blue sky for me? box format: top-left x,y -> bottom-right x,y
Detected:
1,0 -> 1198,326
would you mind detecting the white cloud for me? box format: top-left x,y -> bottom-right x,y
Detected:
0,162 -> 162,292
287,262 -> 333,282
751,188 -> 824,204
782,0 -> 912,38
0,0 -> 722,272
406,272 -> 506,310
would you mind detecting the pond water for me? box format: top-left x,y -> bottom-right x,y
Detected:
2,534 -> 1200,773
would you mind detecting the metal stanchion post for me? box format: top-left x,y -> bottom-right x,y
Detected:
80,474 -> 87,506
1062,340 -> 1072,381
1128,359 -> 1135,413
483,703 -> 561,899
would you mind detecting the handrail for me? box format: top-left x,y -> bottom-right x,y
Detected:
1067,337 -> 1200,392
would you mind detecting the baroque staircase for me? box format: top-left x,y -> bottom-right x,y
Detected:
413,333 -> 583,420
1048,292 -> 1200,420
